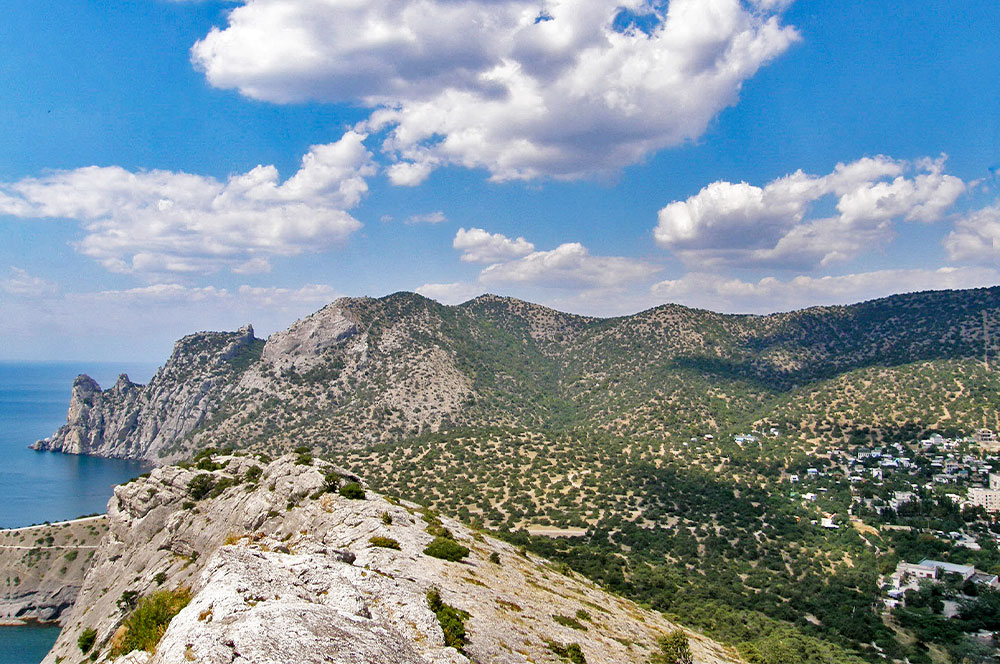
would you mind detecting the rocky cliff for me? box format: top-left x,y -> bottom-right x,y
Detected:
0,517 -> 107,624
33,325 -> 262,461
36,288 -> 1000,463
42,453 -> 738,664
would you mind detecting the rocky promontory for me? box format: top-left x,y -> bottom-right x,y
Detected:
41,452 -> 739,664
32,324 -> 261,461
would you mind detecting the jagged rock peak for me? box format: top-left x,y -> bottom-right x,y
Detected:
72,373 -> 101,394
113,373 -> 138,389
34,323 -> 264,460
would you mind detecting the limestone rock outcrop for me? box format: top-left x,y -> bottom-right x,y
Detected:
33,325 -> 260,461
42,454 -> 740,664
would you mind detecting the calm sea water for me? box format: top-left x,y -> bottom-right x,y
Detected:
0,361 -> 155,664
0,625 -> 62,664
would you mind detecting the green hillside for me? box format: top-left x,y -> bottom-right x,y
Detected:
54,285 -> 1000,664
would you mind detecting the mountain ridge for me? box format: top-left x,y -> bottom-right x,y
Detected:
34,285 -> 1000,463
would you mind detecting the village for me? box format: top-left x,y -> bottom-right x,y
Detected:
734,427 -> 1000,624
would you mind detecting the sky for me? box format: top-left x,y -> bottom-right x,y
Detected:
1,0 -> 999,362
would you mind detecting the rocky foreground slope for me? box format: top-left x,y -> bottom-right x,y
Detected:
33,288 -> 1000,463
43,452 -> 738,664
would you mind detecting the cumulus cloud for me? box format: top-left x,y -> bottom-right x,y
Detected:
480,242 -> 659,288
191,0 -> 799,182
74,282 -> 341,310
943,204 -> 1000,264
0,132 -> 375,275
654,156 -> 966,269
453,227 -> 535,263
420,228 -> 658,309
650,267 -> 999,313
1,267 -> 59,297
415,281 -> 485,304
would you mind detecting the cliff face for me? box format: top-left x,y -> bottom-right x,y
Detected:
42,454 -> 738,664
0,517 -> 107,624
33,325 -> 262,461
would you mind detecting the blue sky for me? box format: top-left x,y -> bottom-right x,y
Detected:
1,0 -> 998,362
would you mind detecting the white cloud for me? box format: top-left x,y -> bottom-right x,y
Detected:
943,204 -> 1000,264
650,267 -> 1000,313
235,283 -> 342,307
1,267 -> 59,297
80,283 -> 229,302
0,131 -> 375,275
415,281 -> 485,304
480,241 -> 659,288
654,155 -> 966,269
386,160 -> 438,187
405,211 -> 448,225
419,230 -> 658,310
191,0 -> 799,181
453,227 -> 535,263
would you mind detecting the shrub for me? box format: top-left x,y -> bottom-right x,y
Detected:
153,572 -> 167,585
424,536 -> 470,562
339,482 -> 366,500
548,641 -> 586,664
208,476 -> 236,499
244,465 -> 263,483
381,511 -> 393,525
553,614 -> 588,631
489,551 -> 501,565
427,587 -> 469,651
195,456 -> 222,471
117,590 -> 140,613
187,474 -> 215,501
421,510 -> 452,538
322,470 -> 341,492
110,588 -> 192,656
650,630 -> 693,664
370,536 -> 401,550
78,627 -> 97,654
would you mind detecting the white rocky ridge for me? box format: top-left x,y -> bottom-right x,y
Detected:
42,453 -> 739,664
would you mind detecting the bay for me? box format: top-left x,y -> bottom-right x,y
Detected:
0,362 -> 155,529
0,361 -> 156,663
0,624 -> 62,664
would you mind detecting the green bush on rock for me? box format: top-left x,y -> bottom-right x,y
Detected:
427,587 -> 469,651
78,627 -> 97,654
339,481 -> 366,500
423,536 -> 470,562
110,588 -> 192,656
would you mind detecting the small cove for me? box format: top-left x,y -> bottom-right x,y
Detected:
0,361 -> 155,663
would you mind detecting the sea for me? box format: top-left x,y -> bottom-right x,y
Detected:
0,361 -> 156,664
